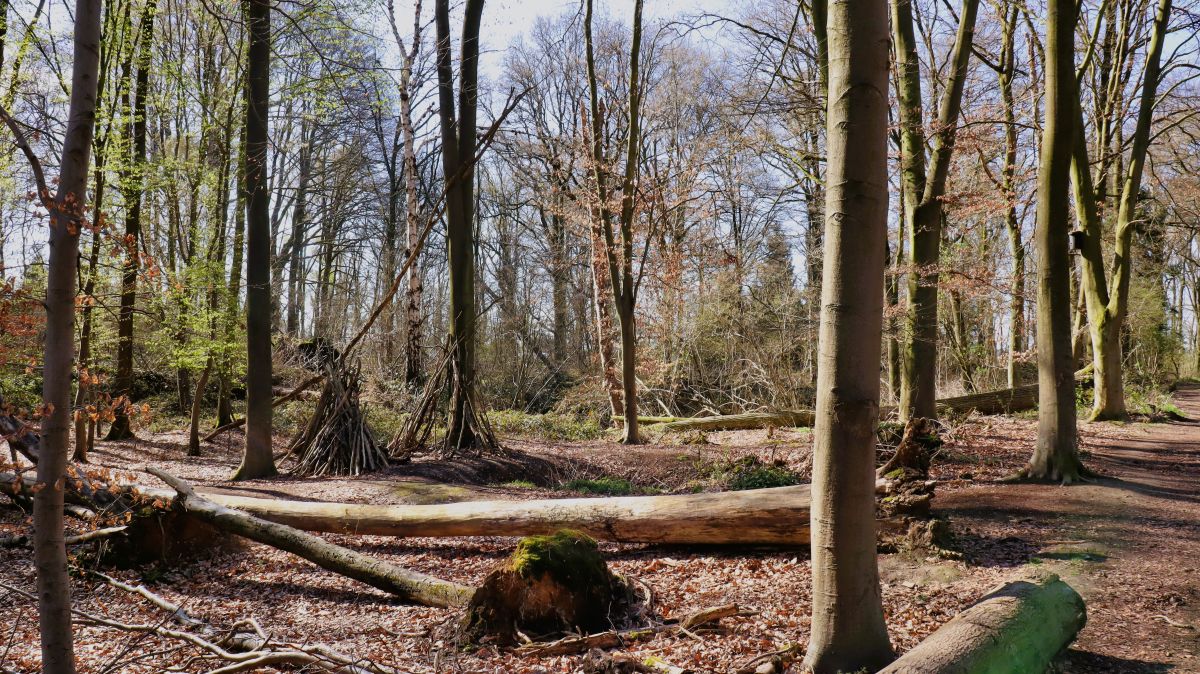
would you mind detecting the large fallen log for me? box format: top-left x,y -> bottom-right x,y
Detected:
146,480 -> 816,545
878,571 -> 1086,674
144,468 -> 474,608
1,471 -> 911,547
659,411 -> 815,433
658,382 -> 1058,434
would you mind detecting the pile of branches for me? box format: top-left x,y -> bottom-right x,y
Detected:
389,344 -> 497,458
289,358 -> 387,476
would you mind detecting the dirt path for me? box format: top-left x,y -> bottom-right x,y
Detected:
936,385 -> 1200,673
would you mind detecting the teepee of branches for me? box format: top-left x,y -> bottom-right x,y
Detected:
289,358 -> 387,476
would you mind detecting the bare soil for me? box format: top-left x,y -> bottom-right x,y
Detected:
1,389 -> 1199,672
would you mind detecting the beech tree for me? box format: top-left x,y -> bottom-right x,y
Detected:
892,0 -> 980,421
233,0 -> 277,479
584,0 -> 645,444
1023,0 -> 1083,481
803,0 -> 894,669
435,0 -> 489,450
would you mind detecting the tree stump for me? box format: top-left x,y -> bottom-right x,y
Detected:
461,529 -> 631,644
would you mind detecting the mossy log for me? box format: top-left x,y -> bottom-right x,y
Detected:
145,468 -> 474,608
878,571 -> 1086,674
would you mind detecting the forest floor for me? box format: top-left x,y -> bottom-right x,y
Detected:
2,388 -> 1200,672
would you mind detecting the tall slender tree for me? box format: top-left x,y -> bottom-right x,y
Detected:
233,0 -> 277,479
803,0 -> 894,668
106,0 -> 156,441
584,0 -> 645,444
1022,0 -> 1082,481
0,0 -> 105,667
435,0 -> 488,450
893,0 -> 980,421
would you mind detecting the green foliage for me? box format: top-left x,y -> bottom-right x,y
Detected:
498,479 -> 538,490
696,454 -> 802,491
488,409 -> 604,441
562,476 -> 640,495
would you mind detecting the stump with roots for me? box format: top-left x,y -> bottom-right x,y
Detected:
878,416 -> 954,553
289,359 -> 387,476
461,529 -> 633,644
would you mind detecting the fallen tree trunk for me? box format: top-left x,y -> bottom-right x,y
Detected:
658,382 -> 1064,434
144,480 -> 817,545
3,472 -> 913,547
878,571 -> 1085,674
145,468 -> 474,608
933,384 -> 1039,417
659,411 -> 815,433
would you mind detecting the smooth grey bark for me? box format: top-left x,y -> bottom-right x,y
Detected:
803,0 -> 895,669
1025,0 -> 1082,482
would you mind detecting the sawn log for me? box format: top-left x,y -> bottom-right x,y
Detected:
878,571 -> 1086,674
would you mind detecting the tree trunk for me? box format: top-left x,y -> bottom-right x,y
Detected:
135,479 -> 819,545
1026,0 -> 1082,482
233,0 -> 277,480
147,469 -> 473,608
435,0 -> 487,451
73,166 -> 104,462
584,0 -> 644,444
1080,0 -> 1171,421
218,117 -> 248,428
590,227 -> 622,418
188,358 -> 213,456
285,122 -> 313,337
878,572 -> 1085,674
107,0 -> 157,441
804,0 -> 894,668
32,0 -> 103,669
894,0 -> 980,422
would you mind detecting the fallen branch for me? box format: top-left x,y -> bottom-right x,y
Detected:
145,468 -> 474,608
516,603 -> 751,657
1,578 -> 404,674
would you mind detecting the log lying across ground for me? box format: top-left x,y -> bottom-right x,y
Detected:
878,571 -> 1086,674
658,381 -> 1062,433
659,411 -> 815,433
145,468 -> 475,608
2,472 -> 911,547
138,480 -> 816,546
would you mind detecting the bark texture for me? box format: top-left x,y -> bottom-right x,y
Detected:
34,0 -> 104,668
233,0 -> 277,480
804,0 -> 894,667
1028,0 -> 1082,482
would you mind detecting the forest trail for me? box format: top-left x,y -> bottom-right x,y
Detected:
937,385 -> 1200,672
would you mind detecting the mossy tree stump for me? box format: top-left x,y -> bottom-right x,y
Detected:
462,529 -> 630,643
